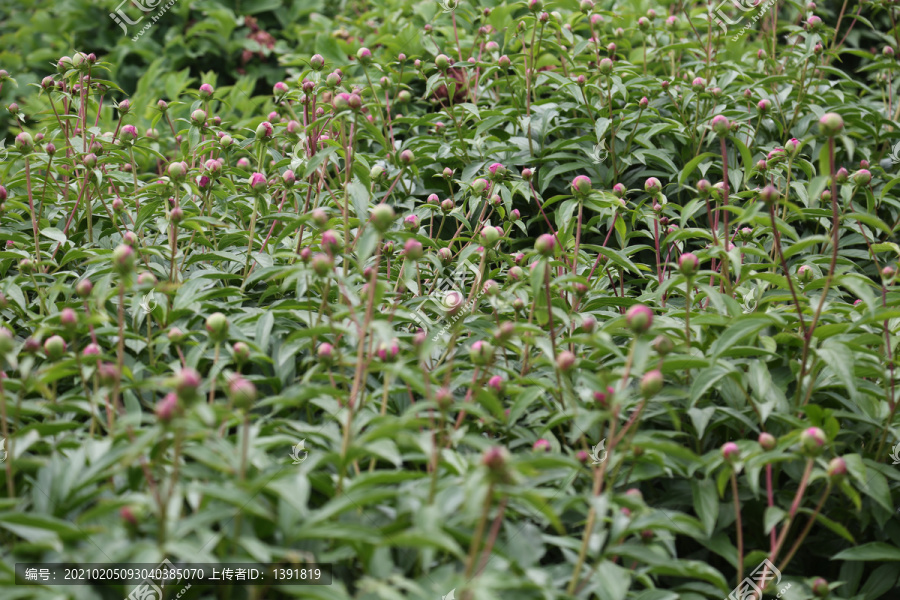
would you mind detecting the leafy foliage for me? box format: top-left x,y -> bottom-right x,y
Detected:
0,1 -> 899,600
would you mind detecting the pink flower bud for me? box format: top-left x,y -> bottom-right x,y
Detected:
533,439 -> 551,452
572,175 -> 592,195
721,442 -> 740,461
625,304 -> 653,334
758,432 -> 776,450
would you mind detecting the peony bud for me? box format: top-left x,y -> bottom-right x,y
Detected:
800,426 -> 826,455
625,304 -> 653,334
469,340 -> 494,365
759,184 -> 780,205
174,368 -> 201,402
44,335 -> 67,359
535,233 -> 555,256
758,432 -> 776,450
710,115 -> 730,137
403,239 -> 424,260
533,438 -> 551,452
228,375 -> 257,409
652,335 -> 674,356
818,112 -> 844,137
205,312 -> 230,342
76,279 -> 93,298
60,307 -> 78,331
572,175 -> 592,195
155,392 -> 180,423
812,578 -> 829,597
556,350 -> 576,372
370,204 -> 395,232
678,252 -> 699,276
480,225 -> 501,247
640,369 -> 663,398
827,456 -> 847,481
112,244 -> 135,274
721,442 -> 740,462
311,253 -> 333,277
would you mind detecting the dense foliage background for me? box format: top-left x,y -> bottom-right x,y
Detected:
1,0 -> 900,599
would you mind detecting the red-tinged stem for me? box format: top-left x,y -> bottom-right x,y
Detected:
207,343 -> 221,404
454,366 -> 483,430
768,458 -> 814,566
573,200 -> 583,278
475,496 -> 508,575
731,470 -> 744,582
381,168 -> 405,204
777,482 -> 832,574
112,282 -> 126,432
528,180 -> 565,261
766,462 -> 776,551
567,408 -> 620,594
464,481 -> 494,580
719,137 -> 732,296
587,212 -> 619,283
24,158 -> 41,264
653,215 -> 662,285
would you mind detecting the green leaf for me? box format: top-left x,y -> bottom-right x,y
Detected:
833,543 -> 900,561
691,479 -> 718,537
709,316 -> 773,358
816,341 -> 858,400
39,227 -> 66,243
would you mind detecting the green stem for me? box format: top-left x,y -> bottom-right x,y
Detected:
464,481 -> 494,579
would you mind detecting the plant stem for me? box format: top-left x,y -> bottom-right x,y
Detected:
241,196 -> 260,290
464,481 -> 494,579
769,204 -> 807,333
0,378 -> 13,497
24,158 -> 42,263
797,137 -> 839,406
776,482 -> 831,573
768,458 -> 814,565
684,277 -> 692,349
208,342 -> 221,404
730,469 -> 744,582
719,137 -> 732,296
